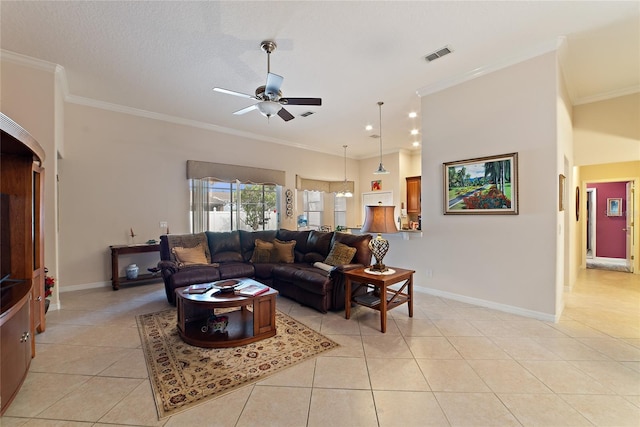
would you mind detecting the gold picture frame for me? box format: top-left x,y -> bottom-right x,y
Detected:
443,152 -> 518,215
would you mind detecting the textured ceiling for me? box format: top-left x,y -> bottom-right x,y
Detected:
1,1 -> 638,159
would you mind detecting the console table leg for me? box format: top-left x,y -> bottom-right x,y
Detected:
111,250 -> 119,290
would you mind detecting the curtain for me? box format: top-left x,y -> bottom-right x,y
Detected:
187,160 -> 285,185
295,175 -> 354,193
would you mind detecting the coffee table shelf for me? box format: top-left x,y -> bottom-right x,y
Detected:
182,309 -> 254,344
176,279 -> 277,348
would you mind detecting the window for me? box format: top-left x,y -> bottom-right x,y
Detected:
334,196 -> 347,229
190,179 -> 279,232
302,190 -> 324,230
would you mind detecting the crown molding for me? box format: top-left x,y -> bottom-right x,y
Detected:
65,94 -> 334,155
416,38 -> 561,98
572,85 -> 640,106
0,49 -> 58,73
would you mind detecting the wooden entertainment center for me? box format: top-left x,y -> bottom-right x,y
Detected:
0,113 -> 46,415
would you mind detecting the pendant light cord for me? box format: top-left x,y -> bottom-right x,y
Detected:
343,145 -> 348,182
378,101 -> 384,163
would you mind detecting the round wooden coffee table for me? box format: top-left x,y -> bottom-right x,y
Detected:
175,278 -> 278,348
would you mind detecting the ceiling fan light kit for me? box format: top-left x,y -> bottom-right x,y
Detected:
373,101 -> 389,175
213,40 -> 322,122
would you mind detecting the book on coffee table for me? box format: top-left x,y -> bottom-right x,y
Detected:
235,283 -> 269,297
186,283 -> 214,294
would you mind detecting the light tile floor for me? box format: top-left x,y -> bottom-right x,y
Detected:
2,268 -> 639,426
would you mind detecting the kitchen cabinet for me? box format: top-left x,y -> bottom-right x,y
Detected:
406,176 -> 421,215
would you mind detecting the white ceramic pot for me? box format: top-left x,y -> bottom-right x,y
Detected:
125,264 -> 139,280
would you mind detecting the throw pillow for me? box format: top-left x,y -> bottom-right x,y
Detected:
172,244 -> 208,266
271,239 -> 296,263
167,233 -> 211,263
324,242 -> 357,266
250,239 -> 274,264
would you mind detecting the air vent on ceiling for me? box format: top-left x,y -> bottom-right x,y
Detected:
300,111 -> 315,117
424,45 -> 453,62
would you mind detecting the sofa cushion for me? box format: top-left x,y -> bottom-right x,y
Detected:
292,268 -> 333,295
165,233 -> 211,263
217,262 -> 255,279
324,242 -> 357,266
303,230 -> 333,263
272,239 -> 296,263
206,231 -> 244,263
253,263 -> 279,280
172,244 -> 209,266
168,265 -> 221,290
331,232 -> 373,266
250,239 -> 274,263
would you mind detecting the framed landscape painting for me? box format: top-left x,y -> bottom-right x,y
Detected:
443,152 -> 519,215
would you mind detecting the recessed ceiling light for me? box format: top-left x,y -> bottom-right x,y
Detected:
412,141 -> 420,147
411,129 -> 419,135
365,124 -> 373,131
408,112 -> 417,118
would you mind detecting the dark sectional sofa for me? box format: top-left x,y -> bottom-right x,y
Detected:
158,229 -> 372,313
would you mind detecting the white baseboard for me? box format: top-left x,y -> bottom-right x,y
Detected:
591,257 -> 627,266
59,281 -> 111,293
413,285 -> 558,323
46,301 -> 61,312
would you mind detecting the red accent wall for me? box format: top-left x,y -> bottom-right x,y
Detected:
587,182 -> 627,258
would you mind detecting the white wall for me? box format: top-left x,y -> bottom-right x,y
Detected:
59,103 -> 359,287
385,52 -> 561,319
573,93 -> 640,166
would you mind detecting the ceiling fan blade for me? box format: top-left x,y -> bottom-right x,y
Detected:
277,108 -> 295,122
265,73 -> 284,98
280,97 -> 322,106
213,87 -> 256,99
233,104 -> 258,115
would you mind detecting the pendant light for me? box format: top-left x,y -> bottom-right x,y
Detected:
374,101 -> 389,174
336,145 -> 353,198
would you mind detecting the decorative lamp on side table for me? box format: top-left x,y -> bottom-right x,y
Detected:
361,202 -> 398,272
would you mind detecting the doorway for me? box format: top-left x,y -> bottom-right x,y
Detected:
585,180 -> 634,273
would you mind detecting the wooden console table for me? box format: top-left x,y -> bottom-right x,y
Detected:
109,243 -> 161,290
344,266 -> 414,333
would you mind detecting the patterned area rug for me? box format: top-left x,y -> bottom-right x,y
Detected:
136,308 -> 338,419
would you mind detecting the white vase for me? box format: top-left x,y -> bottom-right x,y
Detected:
125,264 -> 139,280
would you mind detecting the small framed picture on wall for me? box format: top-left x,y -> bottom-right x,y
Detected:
607,198 -> 622,216
371,180 -> 382,191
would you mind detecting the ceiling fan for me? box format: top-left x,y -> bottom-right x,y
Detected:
213,40 -> 322,122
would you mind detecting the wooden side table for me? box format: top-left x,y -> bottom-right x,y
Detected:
344,266 -> 415,333
109,243 -> 161,290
